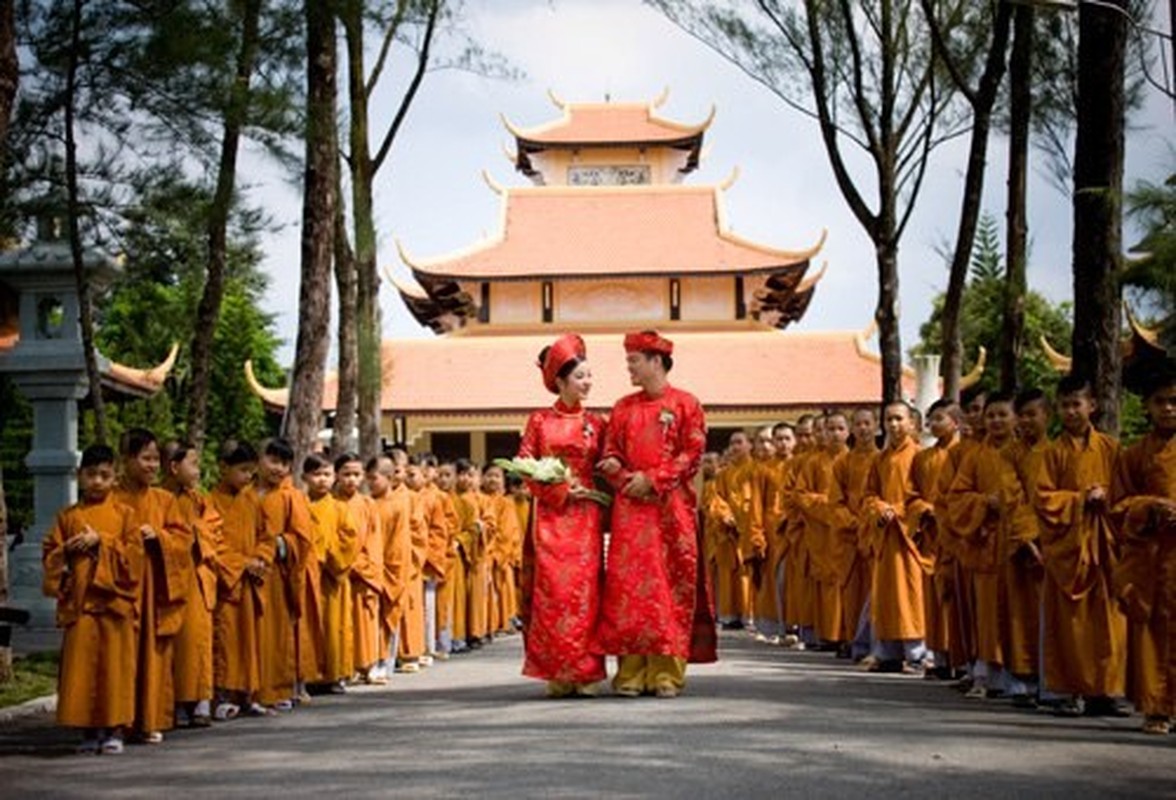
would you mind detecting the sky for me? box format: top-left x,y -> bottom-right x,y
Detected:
245,0 -> 1175,366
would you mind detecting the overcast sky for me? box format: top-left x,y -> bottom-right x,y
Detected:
245,0 -> 1174,365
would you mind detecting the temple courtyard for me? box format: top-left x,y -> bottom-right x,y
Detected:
0,632 -> 1171,798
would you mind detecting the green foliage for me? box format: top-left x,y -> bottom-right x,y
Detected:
0,377 -> 33,535
914,212 -> 1073,395
0,651 -> 58,708
1124,172 -> 1176,349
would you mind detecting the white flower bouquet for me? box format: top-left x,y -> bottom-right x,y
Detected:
493,456 -> 612,507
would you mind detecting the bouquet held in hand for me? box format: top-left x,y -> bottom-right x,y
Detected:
493,457 -> 612,507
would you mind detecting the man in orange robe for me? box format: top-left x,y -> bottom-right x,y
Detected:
862,402 -> 926,672
753,424 -> 795,644
826,409 -> 879,659
482,463 -> 522,638
904,400 -> 959,676
713,431 -> 759,628
44,444 -> 144,754
113,428 -> 193,743
367,453 -> 410,675
799,413 -> 849,648
781,415 -> 816,647
699,451 -> 730,627
163,441 -> 223,728
454,460 -> 488,649
255,438 -> 315,710
339,454 -> 383,682
1038,376 -> 1128,716
209,441 -> 270,717
1112,361 -> 1176,734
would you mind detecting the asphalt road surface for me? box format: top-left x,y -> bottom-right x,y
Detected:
1,632 -> 1172,798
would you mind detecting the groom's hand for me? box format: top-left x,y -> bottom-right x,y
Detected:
622,472 -> 653,498
597,457 -> 622,476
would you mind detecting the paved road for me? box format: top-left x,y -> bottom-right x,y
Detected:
1,632 -> 1172,798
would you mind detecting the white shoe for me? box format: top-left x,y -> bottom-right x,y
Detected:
419,655 -> 434,667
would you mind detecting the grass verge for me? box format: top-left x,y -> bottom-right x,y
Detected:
0,651 -> 57,709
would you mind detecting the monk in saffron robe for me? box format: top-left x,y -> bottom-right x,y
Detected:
454,460 -> 489,648
44,444 -> 144,754
1038,378 -> 1128,716
1112,361 -> 1176,734
826,409 -> 879,656
338,454 -> 383,682
434,461 -> 463,657
209,441 -> 270,717
255,438 -> 315,709
699,452 -> 731,627
483,464 -> 522,635
862,402 -> 926,672
714,431 -> 762,629
397,456 -> 430,669
367,453 -> 410,675
904,400 -> 959,676
597,330 -> 707,698
304,453 -> 359,690
422,456 -> 457,658
781,415 -> 817,647
163,441 -> 223,728
753,424 -> 795,643
113,428 -> 193,742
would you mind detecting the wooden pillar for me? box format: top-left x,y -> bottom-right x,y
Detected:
470,430 -> 487,466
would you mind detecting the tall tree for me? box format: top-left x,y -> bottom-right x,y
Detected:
920,0 -> 1012,399
651,1 -> 962,402
186,0 -> 264,448
0,0 -> 16,686
283,0 -> 338,469
1071,0 -> 1128,434
1001,1 -> 1033,394
331,172 -> 358,454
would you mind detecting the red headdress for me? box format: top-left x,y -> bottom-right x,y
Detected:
623,330 -> 674,356
539,333 -> 587,394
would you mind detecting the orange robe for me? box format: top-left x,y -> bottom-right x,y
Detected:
715,457 -> 764,625
863,437 -> 925,642
936,437 -> 981,667
906,441 -> 953,659
1038,429 -> 1126,695
486,491 -> 522,633
782,448 -> 816,629
398,485 -> 428,658
256,477 -> 314,705
209,483 -> 271,696
373,488 -> 411,657
113,483 -> 193,733
452,489 -> 482,642
798,447 -> 845,643
753,457 -> 790,632
309,494 -> 359,683
435,490 -> 462,644
346,491 -> 383,672
826,445 -> 878,643
1112,431 -> 1176,716
43,495 -> 144,729
173,488 -> 224,704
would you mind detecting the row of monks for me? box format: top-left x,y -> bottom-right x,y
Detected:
699,370 -> 1176,733
44,430 -> 529,753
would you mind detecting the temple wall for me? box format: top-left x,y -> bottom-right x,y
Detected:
531,147 -> 690,185
490,281 -> 542,323
680,276 -> 734,320
555,279 -> 668,323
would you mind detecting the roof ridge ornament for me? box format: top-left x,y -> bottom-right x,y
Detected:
649,86 -> 670,109
482,169 -> 506,195
547,88 -> 566,110
718,166 -> 740,191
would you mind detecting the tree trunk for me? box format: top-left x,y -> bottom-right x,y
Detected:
331,175 -> 358,455
875,230 -> 903,405
186,0 -> 263,448
0,463 -> 9,684
1002,3 -> 1033,395
0,0 -> 17,173
283,0 -> 338,471
65,0 -> 108,445
1071,0 -> 1127,435
341,6 -> 381,460
929,2 -> 1012,400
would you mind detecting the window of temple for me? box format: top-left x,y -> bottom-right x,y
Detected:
567,165 -> 651,186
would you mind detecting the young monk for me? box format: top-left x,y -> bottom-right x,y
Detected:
782,415 -> 819,648
367,452 -> 411,675
861,402 -> 926,672
1112,360 -> 1176,734
414,453 -> 452,660
163,441 -> 223,728
434,460 -> 463,659
43,444 -> 144,754
338,452 -> 384,683
255,438 -> 314,711
825,408 -> 880,660
799,412 -> 849,650
400,456 -> 434,668
453,459 -> 488,650
1037,375 -> 1129,717
303,453 -> 359,693
209,441 -> 271,718
482,463 -> 522,636
712,431 -> 756,629
113,428 -> 193,743
905,400 -> 960,677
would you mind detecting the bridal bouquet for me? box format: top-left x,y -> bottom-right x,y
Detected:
493,457 -> 612,507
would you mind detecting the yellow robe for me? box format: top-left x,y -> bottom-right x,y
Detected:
173,488 -> 223,704
826,445 -> 878,643
398,486 -> 428,658
863,437 -> 926,641
715,456 -> 765,624
209,483 -> 271,696
309,494 -> 359,683
1112,430 -> 1176,716
113,483 -> 193,733
753,457 -> 789,631
435,490 -> 462,643
1038,429 -> 1126,695
488,492 -> 522,631
799,446 -> 846,643
936,437 -> 981,667
906,441 -> 953,658
346,491 -> 383,672
43,496 -> 143,729
256,478 -> 314,705
452,489 -> 481,642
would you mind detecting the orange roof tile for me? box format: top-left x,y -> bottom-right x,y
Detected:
250,329 -> 915,414
400,184 -> 825,281
503,100 -> 713,147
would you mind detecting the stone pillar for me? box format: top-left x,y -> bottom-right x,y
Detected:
0,234 -> 117,631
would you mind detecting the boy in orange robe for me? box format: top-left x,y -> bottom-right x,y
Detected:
800,413 -> 849,649
482,463 -> 522,637
434,461 -> 463,658
1112,361 -> 1176,734
367,452 -> 411,675
904,400 -> 959,677
781,416 -> 817,647
453,459 -> 487,649
713,431 -> 754,628
163,441 -> 223,729
209,441 -> 271,718
255,438 -> 315,710
401,456 -> 435,667
43,444 -> 144,755
861,402 -> 926,672
1038,376 -> 1129,716
113,428 -> 193,743
337,453 -> 384,683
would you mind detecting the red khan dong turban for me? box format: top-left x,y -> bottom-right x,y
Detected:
540,333 -> 587,394
623,330 -> 674,356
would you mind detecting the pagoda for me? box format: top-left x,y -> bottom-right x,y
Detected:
250,91 -> 916,462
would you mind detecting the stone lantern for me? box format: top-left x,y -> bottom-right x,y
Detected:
0,219 -> 118,631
